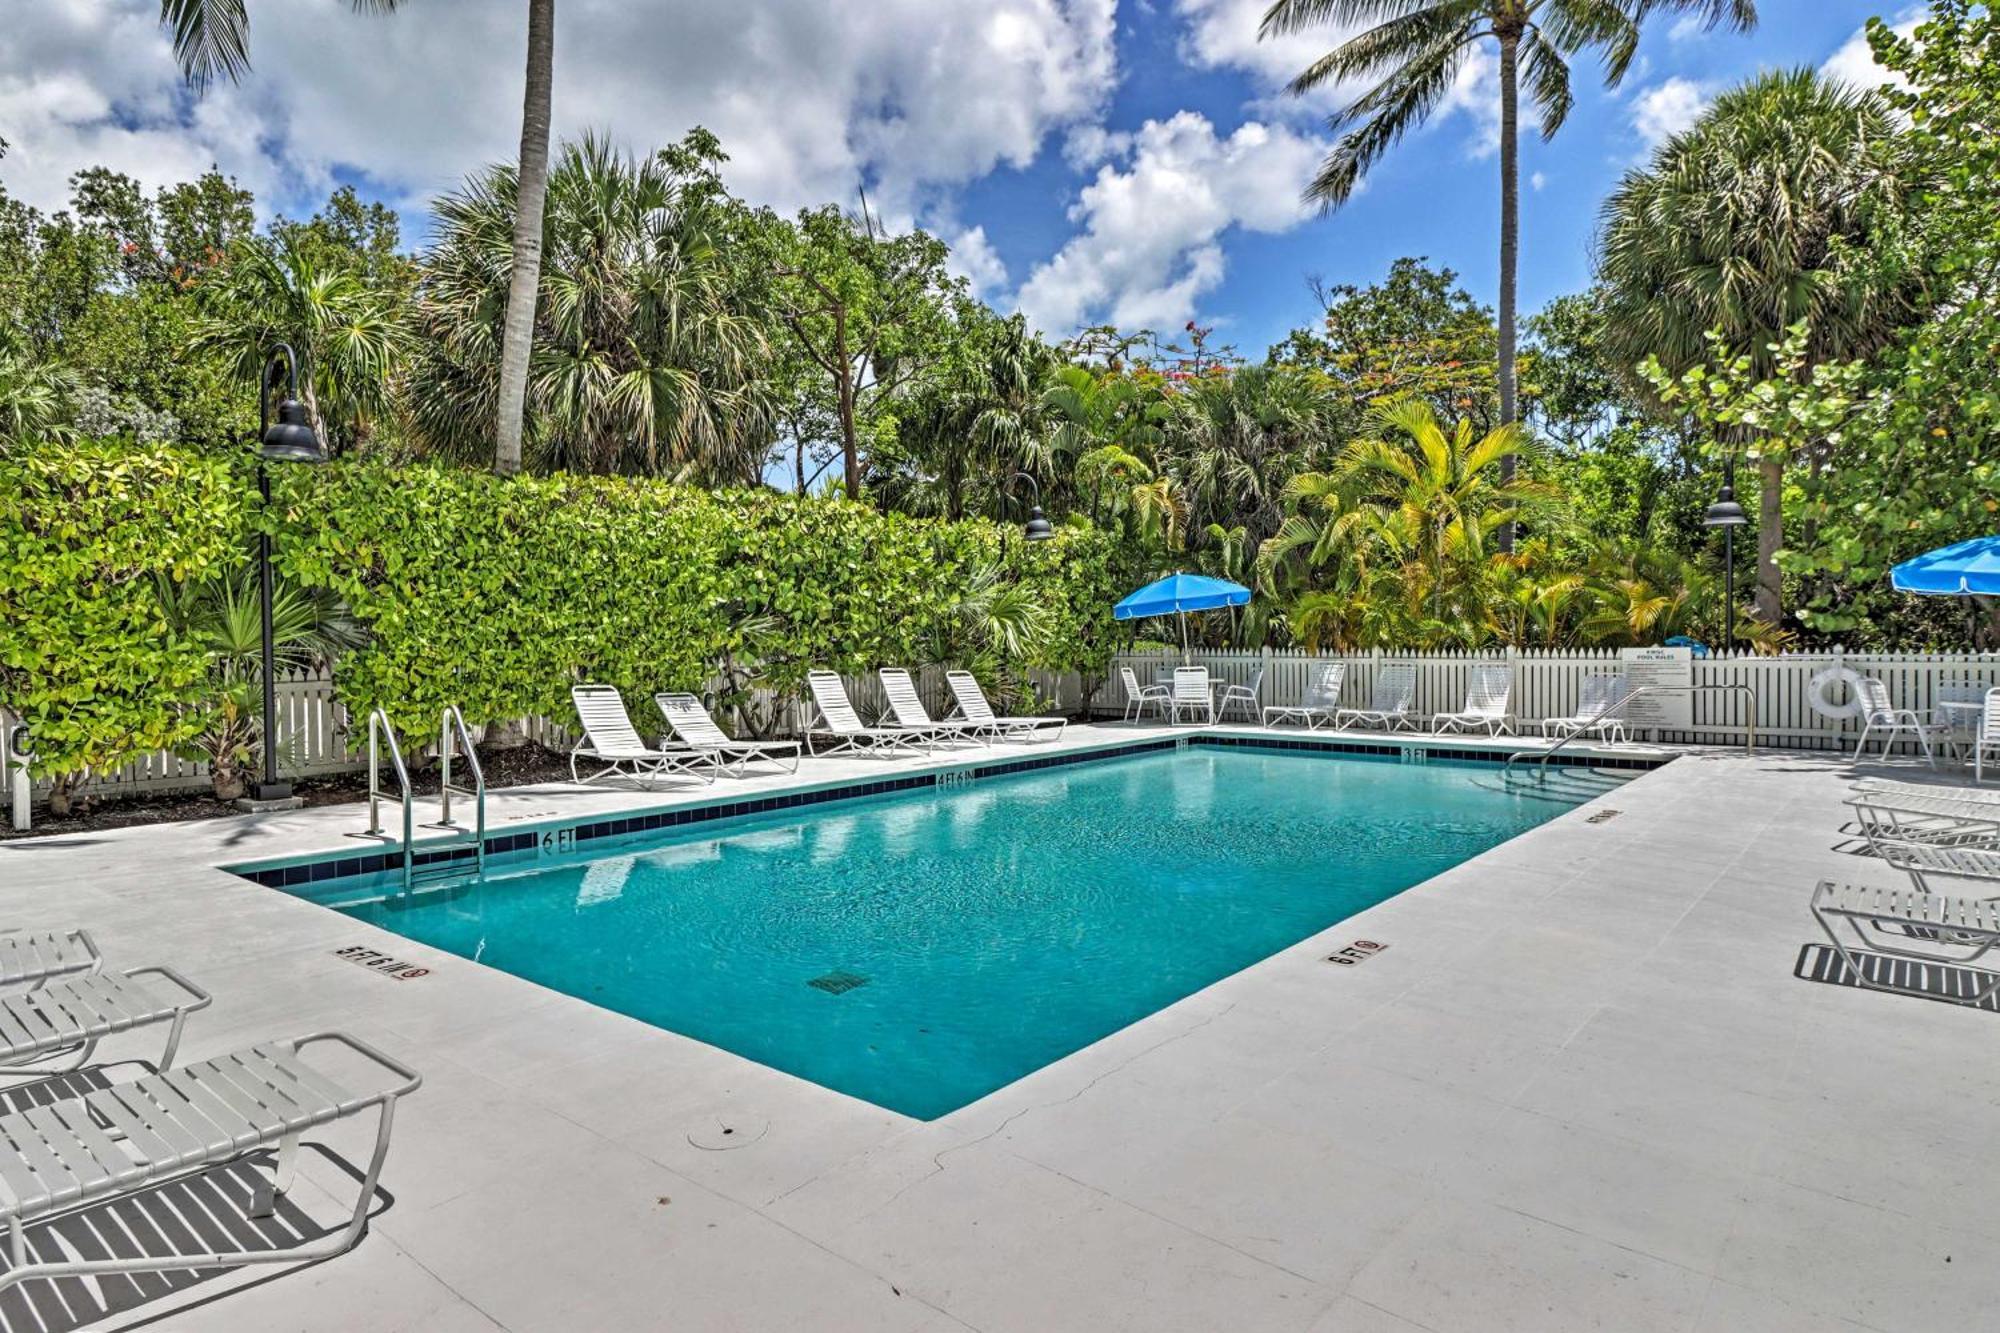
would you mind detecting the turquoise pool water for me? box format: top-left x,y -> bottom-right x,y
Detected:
305,749 -> 1580,1118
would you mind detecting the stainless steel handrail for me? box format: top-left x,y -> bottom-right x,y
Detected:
427,705 -> 486,878
351,710 -> 415,890
1503,682 -> 1758,782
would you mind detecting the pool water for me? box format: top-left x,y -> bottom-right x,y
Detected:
316,749 -> 1579,1118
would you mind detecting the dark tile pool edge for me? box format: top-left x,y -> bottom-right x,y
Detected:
227,735 -> 1671,889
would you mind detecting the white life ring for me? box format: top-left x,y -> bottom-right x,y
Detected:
1808,665 -> 1867,721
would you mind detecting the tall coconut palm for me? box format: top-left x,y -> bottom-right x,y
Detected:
1598,68 -> 1926,622
1257,0 -> 1758,550
158,0 -> 553,478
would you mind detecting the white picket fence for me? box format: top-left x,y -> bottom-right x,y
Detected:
8,648 -> 1995,810
1103,647 -> 2000,751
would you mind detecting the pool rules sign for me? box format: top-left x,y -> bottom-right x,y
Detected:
1619,646 -> 1693,733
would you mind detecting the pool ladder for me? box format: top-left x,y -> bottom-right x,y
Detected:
350,705 -> 486,894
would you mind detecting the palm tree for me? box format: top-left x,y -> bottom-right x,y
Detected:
1256,0 -> 1758,549
1598,68 -> 1926,622
405,135 -> 773,482
157,0 -> 553,477
0,345 -> 78,449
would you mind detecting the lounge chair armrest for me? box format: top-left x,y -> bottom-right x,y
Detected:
289,1031 -> 424,1099
123,964 -> 213,1013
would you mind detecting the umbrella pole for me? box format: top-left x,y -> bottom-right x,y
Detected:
1180,610 -> 1190,665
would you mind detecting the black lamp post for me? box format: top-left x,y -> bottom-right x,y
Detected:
1702,458 -> 1749,655
248,344 -> 325,804
1006,472 -> 1055,544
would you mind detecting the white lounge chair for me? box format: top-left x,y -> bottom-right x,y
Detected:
1810,879 -> 2000,1008
0,965 -> 209,1080
1334,664 -> 1419,732
1873,836 -> 2000,897
1537,673 -> 1631,744
1120,667 -> 1171,722
1263,663 -> 1346,730
880,669 -> 986,746
945,671 -> 1066,743
1215,667 -> 1264,722
0,929 -> 101,992
1848,790 -> 2000,849
805,671 -> 928,756
0,1033 -> 419,1298
1853,776 -> 2000,806
1169,666 -> 1215,724
1978,689 -> 2000,783
570,685 -> 715,787
655,693 -> 802,776
1432,664 -> 1515,736
1853,676 -> 1951,767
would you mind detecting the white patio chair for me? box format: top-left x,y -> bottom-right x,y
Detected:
1169,667 -> 1215,724
1120,667 -> 1171,722
1263,663 -> 1347,730
655,693 -> 802,776
1537,673 -> 1631,745
570,685 -> 715,787
945,670 -> 1066,743
880,668 -> 986,746
0,1033 -> 420,1298
1934,679 -> 1989,760
1334,665 -> 1418,732
1853,676 -> 1950,768
1432,664 -> 1516,736
1979,689 -> 2000,784
805,671 -> 929,756
1215,667 -> 1264,722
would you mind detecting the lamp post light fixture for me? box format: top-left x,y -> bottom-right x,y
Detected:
246,343 -> 326,807
1702,458 -> 1749,656
1007,472 -> 1055,544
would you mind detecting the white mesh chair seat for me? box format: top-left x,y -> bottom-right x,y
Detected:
0,931 -> 100,992
880,669 -> 985,746
806,672 -> 928,756
1853,676 -> 1951,769
0,1033 -> 420,1295
570,686 -> 715,787
945,671 -> 1066,743
0,966 -> 210,1078
1169,667 -> 1214,724
1811,879 -> 2000,1007
655,694 -> 801,776
1432,664 -> 1515,736
1120,667 -> 1171,722
1263,663 -> 1346,729
1335,665 -> 1418,732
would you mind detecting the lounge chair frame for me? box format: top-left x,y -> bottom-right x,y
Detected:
570,685 -> 715,787
0,966 -> 211,1083
0,930 -> 101,993
879,669 -> 987,747
1810,879 -> 2000,1007
1335,665 -> 1420,733
1847,792 -> 2000,850
1432,664 -> 1515,736
944,671 -> 1067,743
0,1032 -> 420,1298
1263,663 -> 1347,730
805,672 -> 928,757
654,693 -> 801,776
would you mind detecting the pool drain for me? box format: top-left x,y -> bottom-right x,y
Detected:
688,1117 -> 769,1151
807,969 -> 870,995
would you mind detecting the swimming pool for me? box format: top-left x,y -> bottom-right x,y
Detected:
258,745 -> 1609,1118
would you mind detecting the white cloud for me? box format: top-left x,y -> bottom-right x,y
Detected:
1822,13 -> 1921,96
1667,14 -> 1707,43
1174,0 -> 1365,112
1015,110 -> 1325,335
946,225 -> 1009,299
1530,170 -> 1547,191
0,0 -> 1119,231
1631,76 -> 1709,150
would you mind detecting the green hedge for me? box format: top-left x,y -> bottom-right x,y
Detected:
0,442 -> 247,782
3,443 -> 1128,780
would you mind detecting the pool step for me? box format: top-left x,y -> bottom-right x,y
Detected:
1490,766 -> 1640,805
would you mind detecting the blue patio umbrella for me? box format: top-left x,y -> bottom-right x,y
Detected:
1891,537 -> 2000,597
1114,572 -> 1251,659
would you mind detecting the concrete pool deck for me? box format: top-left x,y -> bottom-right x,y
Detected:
0,724 -> 1994,1331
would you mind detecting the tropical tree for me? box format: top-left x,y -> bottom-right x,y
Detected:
1256,0 -> 1758,549
1598,67 -> 1928,622
0,343 -> 78,449
157,0 -> 553,478
405,133 -> 773,481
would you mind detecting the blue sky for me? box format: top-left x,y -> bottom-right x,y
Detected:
3,1 -> 1901,360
